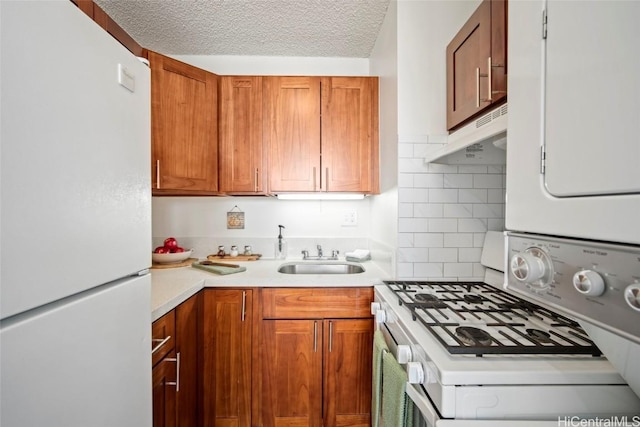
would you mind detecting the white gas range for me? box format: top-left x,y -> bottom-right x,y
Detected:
373,233 -> 640,425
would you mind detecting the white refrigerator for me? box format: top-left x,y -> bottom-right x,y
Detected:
1,1 -> 152,426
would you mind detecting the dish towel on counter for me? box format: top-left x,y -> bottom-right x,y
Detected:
345,249 -> 371,262
372,330 -> 389,427
191,262 -> 247,275
382,351 -> 413,427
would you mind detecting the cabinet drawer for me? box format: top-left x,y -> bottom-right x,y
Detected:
152,310 -> 175,366
261,287 -> 373,319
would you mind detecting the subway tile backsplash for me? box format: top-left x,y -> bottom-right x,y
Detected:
397,138 -> 506,280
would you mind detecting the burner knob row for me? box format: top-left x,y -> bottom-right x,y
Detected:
572,270 -> 605,297
397,345 -> 412,364
407,362 -> 424,384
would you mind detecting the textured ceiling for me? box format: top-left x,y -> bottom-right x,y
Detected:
93,0 -> 391,58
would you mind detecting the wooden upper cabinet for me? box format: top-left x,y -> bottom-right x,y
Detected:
321,77 -> 379,193
446,0 -> 507,131
219,76 -> 265,194
264,76 -> 321,193
149,51 -> 219,194
264,76 -> 379,194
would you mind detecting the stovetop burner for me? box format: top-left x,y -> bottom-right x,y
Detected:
456,326 -> 493,346
382,280 -> 602,357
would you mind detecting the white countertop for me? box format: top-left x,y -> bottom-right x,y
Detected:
150,259 -> 391,321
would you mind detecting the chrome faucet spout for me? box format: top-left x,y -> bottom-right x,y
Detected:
317,245 -> 323,258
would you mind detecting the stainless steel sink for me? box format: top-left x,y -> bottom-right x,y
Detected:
277,261 -> 365,275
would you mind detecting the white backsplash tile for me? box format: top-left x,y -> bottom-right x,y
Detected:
397,138 -> 506,281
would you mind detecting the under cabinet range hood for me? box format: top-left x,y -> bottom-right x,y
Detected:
425,103 -> 508,165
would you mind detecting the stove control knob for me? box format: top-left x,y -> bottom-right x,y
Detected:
572,270 -> 606,297
624,283 -> 640,312
510,247 -> 553,289
407,362 -> 424,384
375,309 -> 387,324
371,302 -> 381,315
397,345 -> 412,364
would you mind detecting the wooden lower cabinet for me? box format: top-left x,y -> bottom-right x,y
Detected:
202,289 -> 253,427
175,293 -> 201,427
323,319 -> 373,427
153,350 -> 177,427
261,319 -> 324,427
152,293 -> 200,427
259,288 -> 374,427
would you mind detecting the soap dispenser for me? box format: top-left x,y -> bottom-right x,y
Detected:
275,225 -> 287,259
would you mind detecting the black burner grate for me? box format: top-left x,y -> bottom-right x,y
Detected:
382,281 -> 602,357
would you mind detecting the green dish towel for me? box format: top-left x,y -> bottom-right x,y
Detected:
191,262 -> 247,275
372,329 -> 389,427
382,351 -> 413,427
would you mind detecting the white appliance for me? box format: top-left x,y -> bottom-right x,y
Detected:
373,232 -> 640,426
1,2 -> 152,426
504,0 -> 640,404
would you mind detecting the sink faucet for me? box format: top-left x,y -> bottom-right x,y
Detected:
301,245 -> 339,260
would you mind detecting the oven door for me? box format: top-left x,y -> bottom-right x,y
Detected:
506,0 -> 640,245
380,324 -> 559,427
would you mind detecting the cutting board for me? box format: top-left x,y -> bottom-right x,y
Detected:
151,257 -> 198,269
207,253 -> 262,261
191,261 -> 247,275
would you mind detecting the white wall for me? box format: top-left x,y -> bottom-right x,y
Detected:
368,0 -> 399,273
394,0 -> 506,280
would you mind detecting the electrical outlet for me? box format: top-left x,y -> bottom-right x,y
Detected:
342,210 -> 358,227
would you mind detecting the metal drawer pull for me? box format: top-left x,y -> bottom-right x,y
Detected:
165,352 -> 181,392
313,167 -> 317,191
151,336 -> 171,354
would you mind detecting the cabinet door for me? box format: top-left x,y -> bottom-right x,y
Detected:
261,319 -> 323,427
149,51 -> 219,193
323,319 -> 373,427
219,76 -> 265,194
264,76 -> 321,192
203,290 -> 252,427
175,294 -> 201,427
321,77 -> 379,193
446,0 -> 507,130
153,352 -> 177,427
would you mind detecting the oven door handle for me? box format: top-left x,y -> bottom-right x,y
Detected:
405,383 -> 440,426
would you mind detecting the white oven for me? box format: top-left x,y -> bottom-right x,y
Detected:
504,0 -> 640,405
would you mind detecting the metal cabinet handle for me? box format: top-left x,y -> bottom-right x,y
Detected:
241,291 -> 246,322
313,321 -> 318,352
254,168 -> 259,192
487,57 -> 493,102
329,321 -> 333,352
325,168 -> 329,192
313,167 -> 317,191
475,67 -> 481,108
151,336 -> 171,354
166,352 -> 180,392
156,160 -> 160,189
